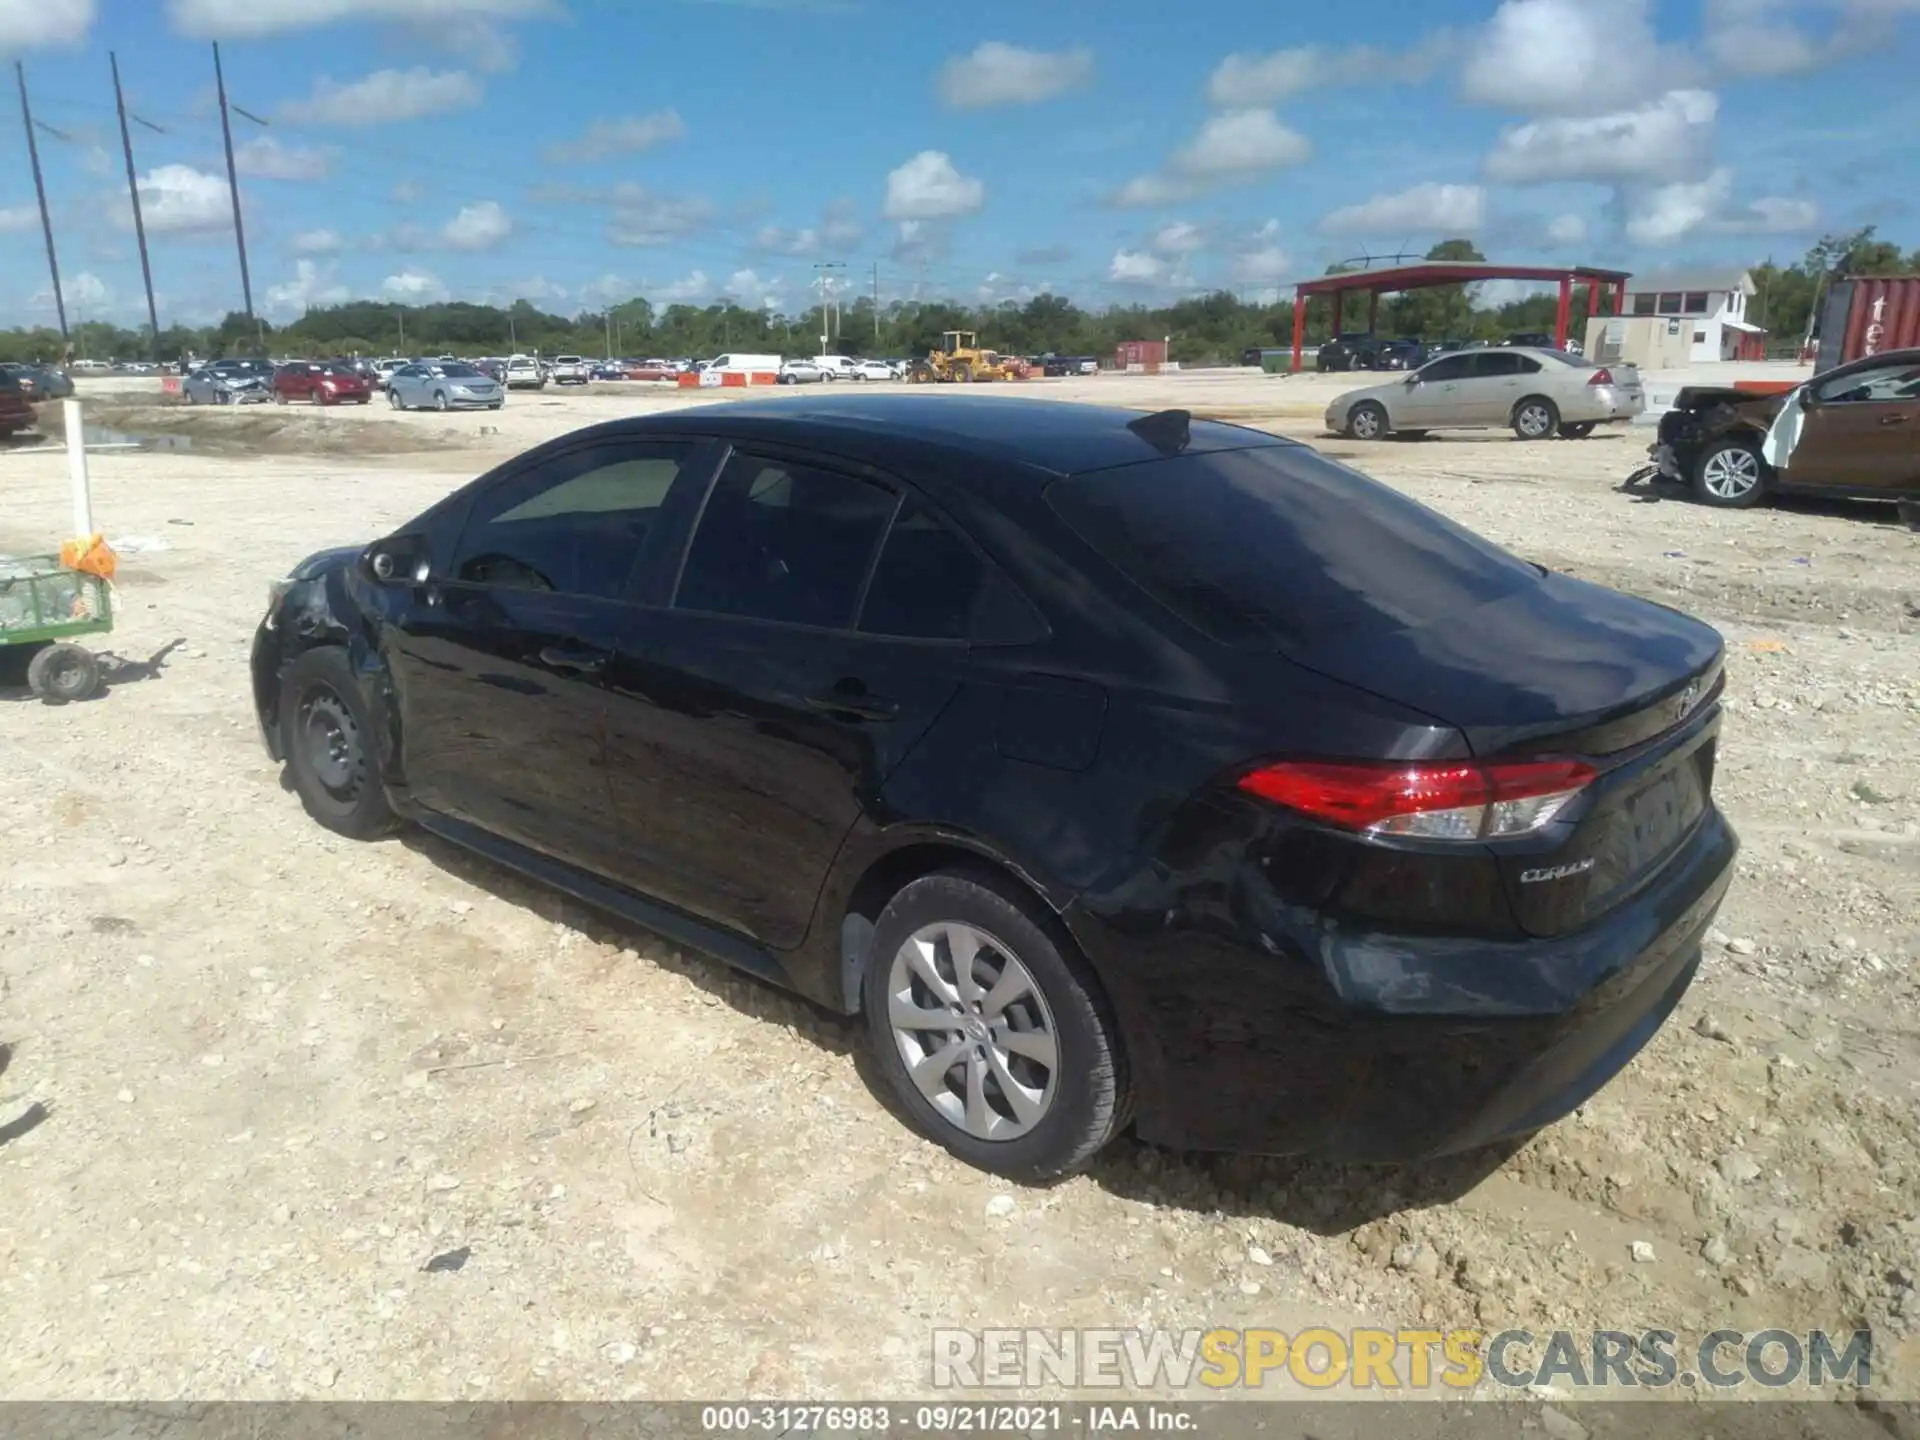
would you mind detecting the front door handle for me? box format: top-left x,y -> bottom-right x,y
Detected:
806,683 -> 898,722
1879,412 -> 1910,426
539,644 -> 608,675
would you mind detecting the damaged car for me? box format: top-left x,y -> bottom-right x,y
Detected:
1644,347 -> 1920,508
183,359 -> 274,406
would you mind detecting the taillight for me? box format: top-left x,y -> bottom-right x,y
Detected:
1588,367 -> 1613,386
1237,758 -> 1597,840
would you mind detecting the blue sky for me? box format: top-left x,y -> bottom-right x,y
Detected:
1,0 -> 1915,329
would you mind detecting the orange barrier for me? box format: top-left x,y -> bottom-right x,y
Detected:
747,371 -> 778,385
1731,380 -> 1799,396
676,372 -> 701,389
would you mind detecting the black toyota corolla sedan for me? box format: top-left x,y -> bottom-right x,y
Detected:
251,394 -> 1737,1180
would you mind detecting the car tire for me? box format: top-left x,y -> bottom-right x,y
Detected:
1511,396 -> 1559,441
1557,421 -> 1596,439
278,647 -> 399,841
388,390 -> 405,411
488,402 -> 503,411
184,388 -> 199,406
1346,400 -> 1389,441
273,390 -> 287,405
1692,436 -> 1770,508
356,396 -> 370,406
26,642 -> 102,704
862,869 -> 1130,1182
434,391 -> 449,411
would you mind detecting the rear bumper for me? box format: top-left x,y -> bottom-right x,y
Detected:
1073,807 -> 1738,1160
1562,386 -> 1644,424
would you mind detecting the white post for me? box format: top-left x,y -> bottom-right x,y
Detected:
63,397 -> 92,537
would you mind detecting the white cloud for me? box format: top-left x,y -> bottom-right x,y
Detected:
883,150 -> 985,221
417,14 -> 519,72
1475,278 -> 1556,308
1623,168 -> 1819,244
574,274 -> 633,306
167,0 -> 549,37
31,270 -> 109,317
381,268 -> 447,301
1701,0 -> 1912,75
757,225 -> 821,256
441,199 -> 512,250
281,68 -> 482,126
937,42 -> 1093,108
116,165 -> 232,237
725,268 -> 783,308
0,0 -> 95,50
505,275 -> 569,304
1546,212 -> 1588,244
263,259 -> 349,318
1171,109 -> 1311,177
392,180 -> 424,204
1109,249 -> 1167,285
543,111 -> 685,165
0,203 -> 39,232
655,270 -> 712,304
234,135 -> 334,181
291,228 -> 344,254
1207,38 -> 1454,105
605,184 -> 715,246
1115,110 -> 1311,207
1485,89 -> 1718,186
1319,182 -> 1486,237
1230,221 -> 1292,287
890,218 -> 950,264
821,197 -> 863,249
1150,220 -> 1206,256
1461,0 -> 1695,115
755,199 -> 864,257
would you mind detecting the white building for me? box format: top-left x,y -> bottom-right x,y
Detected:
1619,269 -> 1765,362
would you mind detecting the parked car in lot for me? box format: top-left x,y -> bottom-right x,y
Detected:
1316,334 -> 1393,372
1373,339 -> 1424,371
0,371 -> 36,437
812,354 -> 860,381
504,356 -> 546,390
252,393 -> 1735,1179
548,355 -> 591,386
274,362 -> 373,406
1505,332 -> 1556,349
1648,346 -> 1920,508
0,362 -> 74,402
386,360 -> 504,412
183,359 -> 273,405
1327,347 -> 1644,441
592,361 -> 629,381
778,358 -> 827,385
848,359 -> 899,381
69,358 -> 111,374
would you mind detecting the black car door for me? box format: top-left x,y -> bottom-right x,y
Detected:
381,437 -> 715,876
602,448 -> 980,949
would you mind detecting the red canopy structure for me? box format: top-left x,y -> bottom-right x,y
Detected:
1288,261 -> 1633,372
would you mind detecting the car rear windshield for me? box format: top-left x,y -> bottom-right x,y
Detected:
438,363 -> 483,378
1046,446 -> 1537,651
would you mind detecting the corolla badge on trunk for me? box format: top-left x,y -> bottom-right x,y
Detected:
1675,679 -> 1701,722
1519,858 -> 1595,883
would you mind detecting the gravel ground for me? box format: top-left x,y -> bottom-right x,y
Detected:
1,372 -> 1917,1409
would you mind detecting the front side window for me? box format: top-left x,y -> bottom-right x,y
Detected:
1418,354 -> 1472,382
676,453 -> 895,629
1816,360 -> 1920,404
451,444 -> 693,600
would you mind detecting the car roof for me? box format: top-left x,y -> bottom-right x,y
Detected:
613,393 -> 1293,480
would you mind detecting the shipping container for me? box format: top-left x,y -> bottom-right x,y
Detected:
1812,275 -> 1920,374
1115,339 -> 1168,372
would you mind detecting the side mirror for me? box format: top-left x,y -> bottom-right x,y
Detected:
1404,374 -> 1420,386
1798,385 -> 1815,409
365,533 -> 430,584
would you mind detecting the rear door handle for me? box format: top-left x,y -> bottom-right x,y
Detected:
806,689 -> 898,722
539,644 -> 608,675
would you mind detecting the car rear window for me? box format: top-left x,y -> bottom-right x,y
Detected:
1046,446 -> 1536,651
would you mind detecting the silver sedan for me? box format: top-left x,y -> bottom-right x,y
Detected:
183,363 -> 273,405
387,361 -> 504,412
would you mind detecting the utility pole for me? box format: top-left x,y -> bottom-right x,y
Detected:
212,43 -> 261,350
872,262 -> 880,343
812,261 -> 845,354
15,63 -> 67,343
397,308 -> 405,353
110,52 -> 162,362
604,309 -> 613,360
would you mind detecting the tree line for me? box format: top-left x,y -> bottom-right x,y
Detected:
2,229 -> 1910,369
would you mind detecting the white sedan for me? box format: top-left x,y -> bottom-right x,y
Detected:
848,359 -> 898,381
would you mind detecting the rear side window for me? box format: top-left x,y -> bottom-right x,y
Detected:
676,453 -> 895,629
1046,446 -> 1535,651
859,499 -> 986,641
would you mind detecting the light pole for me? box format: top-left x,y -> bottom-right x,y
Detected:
812,261 -> 845,355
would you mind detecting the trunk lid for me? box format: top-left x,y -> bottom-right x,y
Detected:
1283,571 -> 1724,937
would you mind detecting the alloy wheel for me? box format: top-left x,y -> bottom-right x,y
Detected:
886,922 -> 1059,1141
1350,405 -> 1384,440
1517,403 -> 1553,438
1701,447 -> 1759,499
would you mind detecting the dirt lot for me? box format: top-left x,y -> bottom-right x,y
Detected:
1,372 -> 1917,1411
